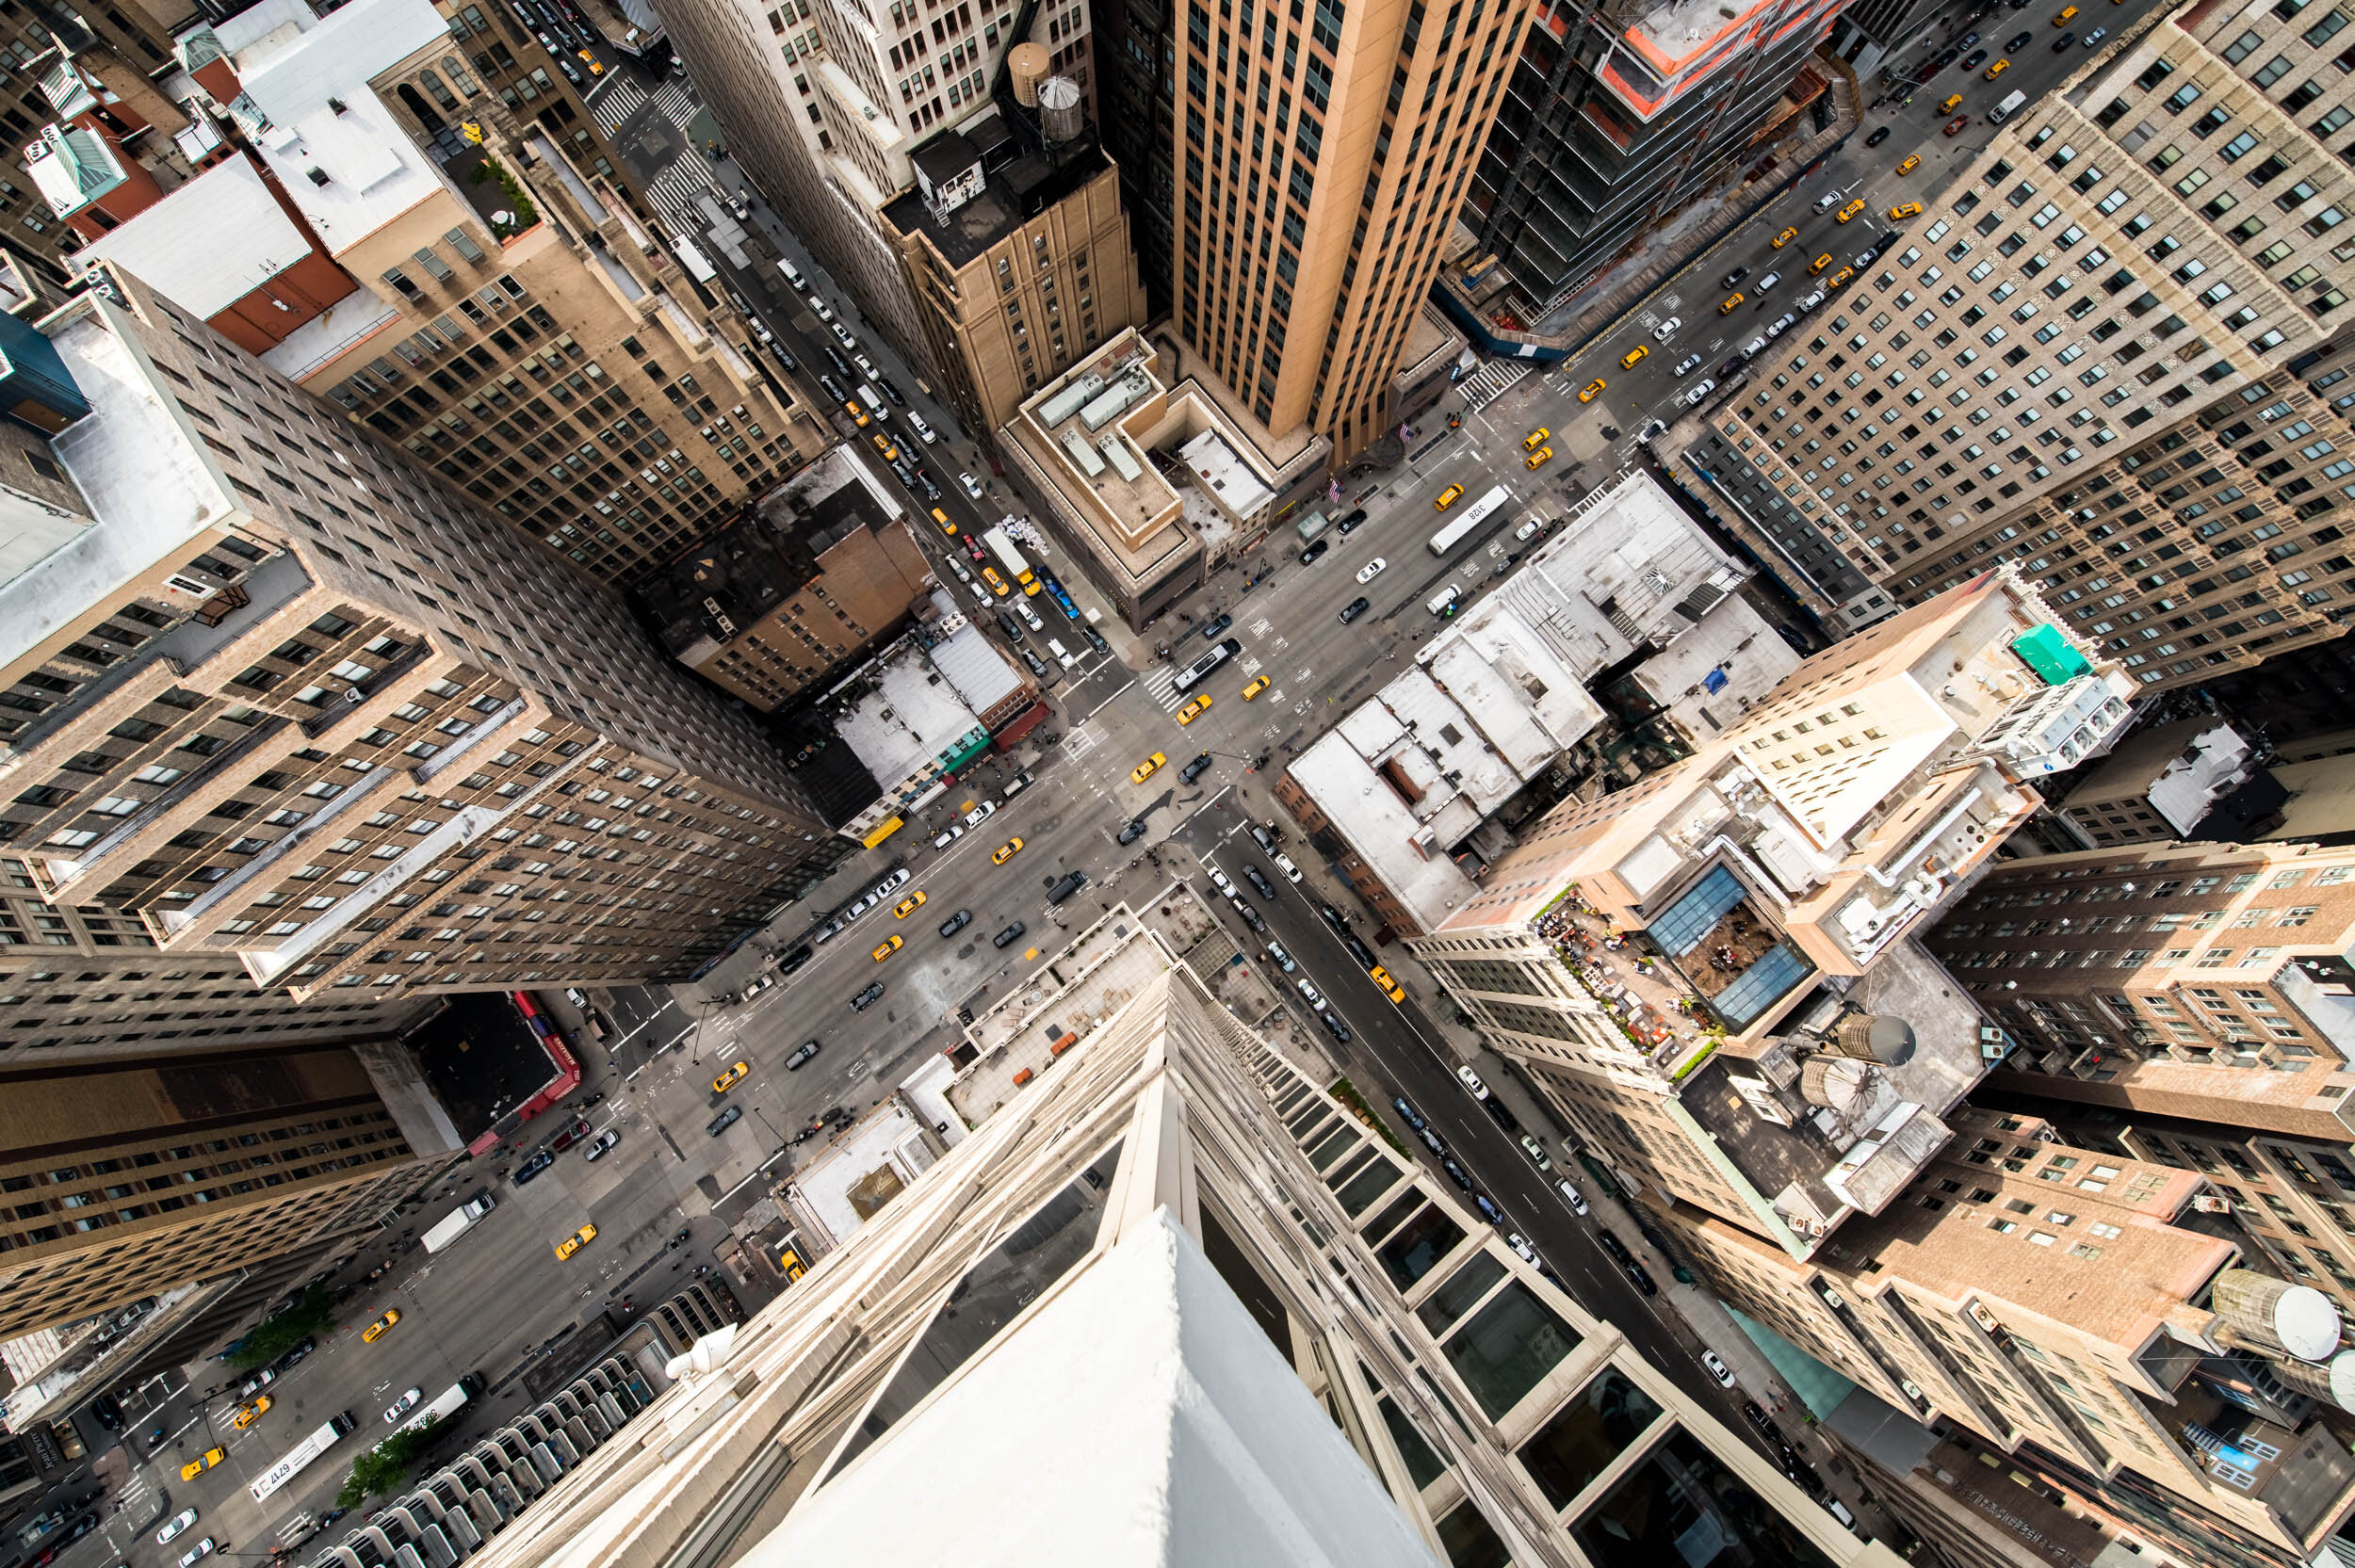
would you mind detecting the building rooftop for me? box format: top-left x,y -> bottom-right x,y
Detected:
257,285 -> 399,381
1467,469 -> 1753,683
784,1098 -> 941,1248
73,156 -> 319,318
950,909 -> 1173,1125
883,114 -> 1111,269
2263,755 -> 2355,844
1287,729 -> 1485,931
1624,592 -> 1801,744
921,591 -> 1026,718
640,445 -> 903,658
833,642 -> 986,792
1015,334 -> 1182,549
210,0 -> 456,253
5,294 -> 236,672
2064,719 -> 2258,837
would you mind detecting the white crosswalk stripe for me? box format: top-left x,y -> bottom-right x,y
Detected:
590,76 -> 646,136
651,81 -> 698,130
1456,358 -> 1535,412
1141,667 -> 1186,711
647,164 -> 715,229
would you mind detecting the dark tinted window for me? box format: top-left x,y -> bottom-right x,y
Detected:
1574,1426 -> 1841,1568
1375,1204 -> 1465,1291
1442,1281 -> 1583,1419
1519,1368 -> 1665,1510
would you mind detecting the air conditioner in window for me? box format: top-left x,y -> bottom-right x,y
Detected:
164,573 -> 218,601
344,687 -> 365,703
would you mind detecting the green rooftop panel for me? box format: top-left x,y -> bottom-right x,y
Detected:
2011,623 -> 2089,686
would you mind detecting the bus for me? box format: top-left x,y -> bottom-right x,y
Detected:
1428,485 -> 1510,556
248,1413 -> 357,1504
982,526 -> 1040,595
398,1375 -> 483,1435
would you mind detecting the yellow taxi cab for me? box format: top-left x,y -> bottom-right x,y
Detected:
1522,428 -> 1550,451
1620,344 -> 1648,369
1130,752 -> 1166,784
180,1447 -> 226,1482
1719,293 -> 1744,315
577,49 -> 604,73
2053,5 -> 2077,21
1896,154 -> 1921,174
981,566 -> 1010,597
777,1247 -> 807,1282
1578,378 -> 1605,403
1525,445 -> 1553,470
232,1396 -> 271,1431
1809,251 -> 1833,275
845,400 -> 869,427
1241,676 -> 1270,700
1889,202 -> 1922,220
713,1060 -> 749,1093
1836,198 -> 1867,222
1939,92 -> 1964,111
1177,694 -> 1211,725
1984,57 -> 2008,78
1368,965 -> 1406,1003
1771,226 -> 1798,248
872,435 -> 900,462
1435,484 -> 1465,509
1827,267 -> 1856,290
894,891 -> 926,918
554,1222 -> 596,1261
872,933 -> 902,962
993,837 -> 1024,865
931,506 -> 956,535
363,1307 -> 400,1342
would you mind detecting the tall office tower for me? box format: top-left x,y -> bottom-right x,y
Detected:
1089,0 -> 1177,314
1660,1104 -> 2355,1568
1168,0 -> 1520,461
0,262 -> 835,1012
41,0 -> 825,588
389,913 -> 1897,1568
1406,571 -> 2134,1254
1465,0 -> 1846,321
1679,0 -> 2355,680
0,1042 -> 455,1337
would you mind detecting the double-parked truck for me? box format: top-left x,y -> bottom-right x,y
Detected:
420,1189 -> 497,1254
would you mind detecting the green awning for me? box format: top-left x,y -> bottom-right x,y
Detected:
2011,623 -> 2089,686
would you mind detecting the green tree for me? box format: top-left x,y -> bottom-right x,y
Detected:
336,1415 -> 453,1510
227,1286 -> 335,1368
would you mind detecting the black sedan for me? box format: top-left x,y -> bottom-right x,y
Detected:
851,981 -> 885,1011
2051,29 -> 2074,49
786,1039 -> 821,1069
1959,48 -> 1987,70
937,908 -> 972,937
1199,612 -> 1232,640
1340,596 -> 1371,624
1864,125 -> 1891,147
1300,538 -> 1330,565
1117,817 -> 1148,844
2005,28 -> 2033,50
1336,508 -> 1369,534
1719,265 -> 1749,289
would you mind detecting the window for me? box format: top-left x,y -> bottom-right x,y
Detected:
1441,1281 -> 1583,1420
1518,1369 -> 1665,1510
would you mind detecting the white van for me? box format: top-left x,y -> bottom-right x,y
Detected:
778,257 -> 805,289
859,383 -> 889,421
906,410 -> 936,444
1047,637 -> 1078,669
1427,585 -> 1461,616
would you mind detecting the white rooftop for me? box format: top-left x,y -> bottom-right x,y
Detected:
74,155 -> 318,318
834,644 -> 985,787
3,298 -> 237,670
1177,428 -> 1272,522
749,1209 -> 1447,1568
1287,727 -> 1483,931
923,591 -> 1025,717
213,0 -> 456,253
1470,470 -> 1750,681
1627,592 -> 1800,743
258,286 -> 399,380
786,1100 -> 939,1248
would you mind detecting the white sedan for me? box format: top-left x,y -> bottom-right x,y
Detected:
829,322 -> 857,350
157,1510 -> 199,1545
1701,1350 -> 1736,1388
1682,378 -> 1718,407
382,1386 -> 423,1424
1652,315 -> 1683,341
1355,557 -> 1387,584
959,471 -> 985,499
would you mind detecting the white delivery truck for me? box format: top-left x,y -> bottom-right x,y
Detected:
420,1189 -> 497,1253
1987,89 -> 2027,124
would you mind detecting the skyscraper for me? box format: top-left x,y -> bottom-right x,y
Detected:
317,908 -> 1899,1568
0,1042 -> 452,1336
1168,0 -> 1522,460
1675,0 -> 2355,679
1660,1103 -> 2355,1568
45,0 -> 825,587
1466,0 -> 1847,319
1407,571 -> 2133,1253
0,261 -> 834,1015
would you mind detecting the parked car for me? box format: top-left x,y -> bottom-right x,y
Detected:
1391,1094 -> 1425,1131
382,1387 -> 422,1425
993,921 -> 1029,948
1555,1179 -> 1590,1215
1457,1064 -> 1488,1099
1701,1350 -> 1736,1387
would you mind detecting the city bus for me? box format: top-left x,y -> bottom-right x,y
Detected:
248,1413 -> 357,1504
982,526 -> 1041,595
398,1375 -> 484,1435
1427,485 -> 1510,556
